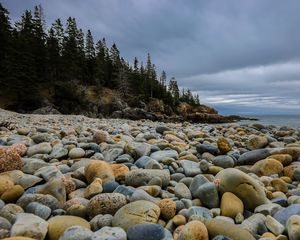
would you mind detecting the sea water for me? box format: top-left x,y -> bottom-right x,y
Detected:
239,115 -> 300,128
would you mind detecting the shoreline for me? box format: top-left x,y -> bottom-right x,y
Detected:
0,108 -> 300,239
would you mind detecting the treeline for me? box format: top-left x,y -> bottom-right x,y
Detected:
0,4 -> 200,111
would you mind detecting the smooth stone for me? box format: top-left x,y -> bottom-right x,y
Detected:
267,154 -> 293,166
25,202 -> 51,220
0,216 -> 11,229
287,215 -> 300,240
150,150 -> 179,162
241,213 -> 266,235
0,175 -> 14,195
102,181 -> 119,193
180,160 -> 201,177
84,178 -> 103,199
129,189 -> 158,203
158,199 -> 176,221
17,193 -> 62,211
103,148 -> 124,162
125,169 -> 170,187
189,174 -> 209,197
112,200 -> 160,231
85,160 -> 115,184
265,215 -> 285,236
93,226 -> 126,240
216,168 -> 269,210
47,215 -> 90,240
174,182 -> 192,199
0,148 -> 23,173
69,148 -> 85,159
205,219 -> 255,240
50,148 -> 68,160
3,237 -> 36,240
27,142 -> 52,157
212,155 -> 235,169
87,193 -> 127,218
59,226 -> 93,240
127,223 -> 165,240
156,126 -> 171,134
10,213 -> 48,240
217,138 -> 232,154
178,220 -> 208,240
89,214 -> 113,231
185,206 -> 213,220
254,203 -> 282,216
221,192 -> 244,218
37,178 -> 66,204
293,168 -> 300,181
135,156 -> 154,168
212,236 -> 233,240
125,142 -> 151,159
237,149 -> 271,165
113,185 -> 135,197
273,204 -> 300,226
250,159 -> 283,176
0,204 -> 24,223
1,185 -> 24,203
34,166 -> 63,181
246,135 -> 268,150
22,159 -> 50,174
196,143 -> 219,155
194,182 -> 219,209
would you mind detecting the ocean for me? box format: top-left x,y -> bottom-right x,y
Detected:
238,115 -> 300,128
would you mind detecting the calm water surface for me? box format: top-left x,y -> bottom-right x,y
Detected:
239,115 -> 300,128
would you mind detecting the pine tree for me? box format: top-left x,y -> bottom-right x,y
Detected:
168,77 -> 180,105
0,3 -> 13,88
85,29 -> 96,84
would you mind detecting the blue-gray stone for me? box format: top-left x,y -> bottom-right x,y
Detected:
293,168 -> 300,181
103,181 -> 120,193
212,155 -> 235,168
185,206 -> 213,220
271,196 -> 288,207
135,156 -> 153,168
180,160 -> 201,177
194,182 -> 219,209
127,224 -> 165,240
150,150 -> 178,161
212,236 -> 233,240
59,226 -> 93,240
196,143 -> 219,155
113,185 -> 135,197
273,204 -> 300,225
189,174 -> 209,197
237,149 -> 271,165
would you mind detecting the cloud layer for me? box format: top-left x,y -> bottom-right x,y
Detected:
3,0 -> 300,115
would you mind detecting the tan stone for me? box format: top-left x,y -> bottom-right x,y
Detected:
284,164 -> 300,179
267,154 -> 293,166
158,199 -> 176,221
271,178 -> 288,193
217,138 -> 232,154
221,192 -> 244,218
84,178 -> 103,199
246,135 -> 268,150
1,185 -> 24,203
47,216 -> 90,240
250,159 -> 283,176
261,232 -> 276,239
178,220 -> 208,240
173,215 -> 187,226
0,175 -> 14,195
205,219 -> 255,240
110,164 -> 129,181
85,160 -> 115,184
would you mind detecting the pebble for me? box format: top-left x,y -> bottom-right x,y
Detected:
10,213 -> 48,240
127,223 -> 165,240
112,200 -> 160,231
0,110 -> 300,239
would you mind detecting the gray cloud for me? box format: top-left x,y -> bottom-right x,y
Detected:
2,0 -> 300,114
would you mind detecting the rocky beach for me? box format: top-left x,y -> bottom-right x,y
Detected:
0,108 -> 300,240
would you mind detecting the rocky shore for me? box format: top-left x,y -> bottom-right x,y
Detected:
0,109 -> 299,240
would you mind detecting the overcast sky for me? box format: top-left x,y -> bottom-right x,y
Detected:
2,0 -> 300,115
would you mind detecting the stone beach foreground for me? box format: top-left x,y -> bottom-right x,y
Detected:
0,109 -> 300,240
